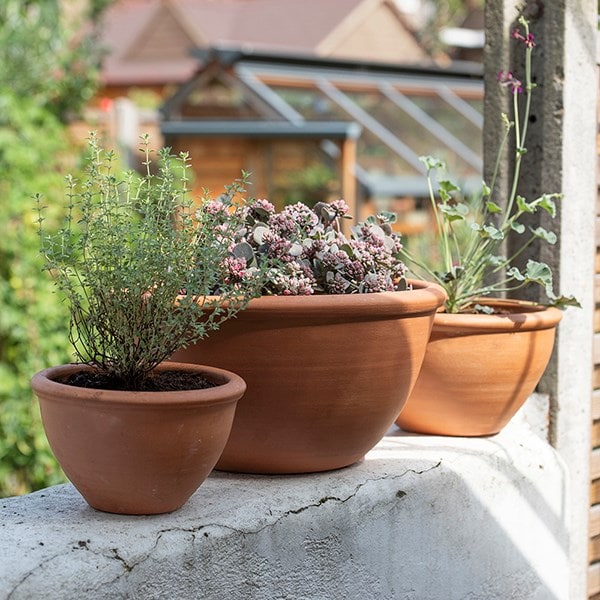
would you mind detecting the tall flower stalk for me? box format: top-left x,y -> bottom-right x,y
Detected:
397,17 -> 578,313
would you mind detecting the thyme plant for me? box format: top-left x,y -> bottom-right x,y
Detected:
36,134 -> 260,390
397,17 -> 579,313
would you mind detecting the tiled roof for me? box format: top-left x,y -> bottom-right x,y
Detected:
173,0 -> 367,51
99,0 -> 420,86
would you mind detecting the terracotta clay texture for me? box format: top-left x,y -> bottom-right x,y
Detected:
172,280 -> 445,474
31,362 -> 245,515
396,300 -> 562,437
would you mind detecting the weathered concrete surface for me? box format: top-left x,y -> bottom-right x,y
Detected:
0,422 -> 569,600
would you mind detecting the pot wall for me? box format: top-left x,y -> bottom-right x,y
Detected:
173,280 -> 445,473
31,362 -> 245,514
396,301 -> 562,437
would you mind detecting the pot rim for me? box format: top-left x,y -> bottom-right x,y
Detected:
433,298 -> 563,333
31,361 -> 246,408
222,279 -> 446,317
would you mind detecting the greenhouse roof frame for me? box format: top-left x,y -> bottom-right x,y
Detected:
161,46 -> 484,198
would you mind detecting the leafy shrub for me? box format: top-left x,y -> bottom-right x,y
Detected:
0,0 -> 110,496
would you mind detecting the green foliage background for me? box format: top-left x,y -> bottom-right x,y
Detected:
0,0 -> 111,497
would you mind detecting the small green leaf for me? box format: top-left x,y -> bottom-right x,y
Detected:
524,260 -> 554,296
536,194 -> 559,217
251,206 -> 272,222
419,156 -> 445,171
474,303 -> 495,314
510,222 -> 525,234
339,243 -> 355,258
439,202 -> 468,222
232,242 -> 254,262
486,200 -> 502,214
516,195 -> 535,214
288,243 -> 303,257
439,180 -> 460,194
507,266 -> 525,281
481,181 -> 491,197
377,211 -> 397,224
252,225 -> 270,244
550,295 -> 581,309
488,255 -> 505,266
530,227 -> 557,244
483,224 -> 504,240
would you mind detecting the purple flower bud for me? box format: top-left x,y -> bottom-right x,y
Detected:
497,70 -> 523,95
512,28 -> 536,48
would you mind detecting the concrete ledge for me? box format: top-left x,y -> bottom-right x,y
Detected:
0,422 -> 569,600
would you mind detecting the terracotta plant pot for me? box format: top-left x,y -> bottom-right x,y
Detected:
31,362 -> 245,515
396,299 -> 562,437
172,280 -> 445,473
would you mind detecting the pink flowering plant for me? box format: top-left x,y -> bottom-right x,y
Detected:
396,17 -> 579,314
203,192 -> 407,296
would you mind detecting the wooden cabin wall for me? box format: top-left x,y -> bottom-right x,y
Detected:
167,136 -> 341,206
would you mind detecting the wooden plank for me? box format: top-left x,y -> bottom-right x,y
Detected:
591,504 -> 600,539
593,368 -> 600,389
593,424 -> 600,450
591,479 -> 600,505
590,562 -> 600,596
594,309 -> 600,333
590,535 -> 600,564
595,333 -> 600,366
593,391 -> 600,421
590,448 -> 600,481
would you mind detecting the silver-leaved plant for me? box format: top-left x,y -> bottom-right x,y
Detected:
202,196 -> 407,296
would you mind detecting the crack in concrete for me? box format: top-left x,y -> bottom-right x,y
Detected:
4,460 -> 443,594
109,547 -> 133,572
5,552 -> 65,600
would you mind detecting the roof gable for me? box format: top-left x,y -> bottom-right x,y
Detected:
100,0 -> 428,86
318,0 -> 426,63
124,2 -> 201,61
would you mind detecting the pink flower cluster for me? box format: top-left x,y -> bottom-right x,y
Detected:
201,197 -> 406,296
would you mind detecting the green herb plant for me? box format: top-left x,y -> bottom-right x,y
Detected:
36,133 -> 260,391
396,17 -> 579,314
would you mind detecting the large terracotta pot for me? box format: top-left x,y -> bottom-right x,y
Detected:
172,280 -> 445,473
396,299 -> 562,437
31,362 -> 245,515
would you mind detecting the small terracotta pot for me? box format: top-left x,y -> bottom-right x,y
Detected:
172,280 -> 445,473
31,362 -> 245,515
396,299 -> 562,437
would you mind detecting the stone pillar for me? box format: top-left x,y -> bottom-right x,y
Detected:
484,1 -> 597,597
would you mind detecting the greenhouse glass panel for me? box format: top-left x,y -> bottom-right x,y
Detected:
465,97 -> 484,115
357,130 -> 421,178
407,92 -> 482,154
344,88 -> 476,178
269,85 -> 350,121
181,78 -> 264,119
